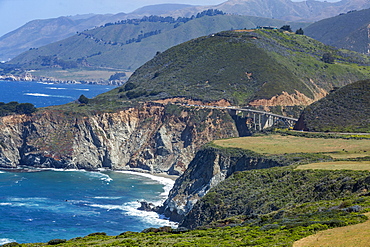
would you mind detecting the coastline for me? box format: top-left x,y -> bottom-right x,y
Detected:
0,76 -> 125,86
114,170 -> 178,201
0,167 -> 179,244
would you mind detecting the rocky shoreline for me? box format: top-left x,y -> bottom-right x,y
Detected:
0,74 -> 125,86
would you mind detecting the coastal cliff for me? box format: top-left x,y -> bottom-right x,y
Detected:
159,146 -> 282,222
0,103 -> 238,174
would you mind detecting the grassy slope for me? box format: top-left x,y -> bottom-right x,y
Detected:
294,212 -> 370,247
297,161 -> 370,171
295,79 -> 370,133
213,134 -> 370,157
105,29 -> 370,106
181,166 -> 370,229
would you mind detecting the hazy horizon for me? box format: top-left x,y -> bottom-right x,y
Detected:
0,0 -> 341,37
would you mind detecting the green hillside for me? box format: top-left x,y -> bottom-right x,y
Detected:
294,79 -> 370,133
181,166 -> 370,229
8,12 -> 308,72
94,29 -> 370,107
304,8 -> 370,54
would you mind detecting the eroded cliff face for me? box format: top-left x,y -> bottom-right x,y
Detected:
0,103 -> 238,175
160,147 -> 282,222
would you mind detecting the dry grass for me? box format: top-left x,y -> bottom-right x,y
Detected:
213,135 -> 370,156
296,161 -> 370,171
328,151 -> 370,159
293,213 -> 370,247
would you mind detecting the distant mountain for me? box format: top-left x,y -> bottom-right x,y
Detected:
294,79 -> 370,133
0,14 -> 121,62
130,4 -> 194,15
0,4 -> 194,62
8,13 -> 308,72
304,8 -> 370,54
2,0 -> 370,62
172,0 -> 370,22
94,29 -> 370,107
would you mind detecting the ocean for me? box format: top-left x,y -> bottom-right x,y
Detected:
0,81 -> 176,244
0,170 -> 176,244
0,80 -> 116,108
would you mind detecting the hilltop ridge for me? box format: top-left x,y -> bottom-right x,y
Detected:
295,79 -> 370,133
7,13 -> 307,73
93,29 -> 370,108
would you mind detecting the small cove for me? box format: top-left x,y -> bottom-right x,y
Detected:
0,169 -> 176,244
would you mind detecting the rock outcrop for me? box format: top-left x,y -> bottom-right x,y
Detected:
159,146 -> 282,222
0,103 -> 238,175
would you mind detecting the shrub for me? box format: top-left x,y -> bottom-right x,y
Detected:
47,239 -> 67,245
295,28 -> 304,35
126,90 -> 147,99
280,25 -> 292,32
322,52 -> 335,64
78,94 -> 89,104
124,82 -> 137,91
87,232 -> 107,236
2,243 -> 20,247
15,103 -> 36,115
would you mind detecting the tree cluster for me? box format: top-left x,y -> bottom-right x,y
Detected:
39,55 -> 78,69
103,9 -> 226,28
78,95 -> 89,104
0,102 -> 37,116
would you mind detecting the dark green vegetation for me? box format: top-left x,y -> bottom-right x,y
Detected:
181,166 -> 370,229
8,12 -> 308,72
77,95 -> 89,104
295,79 -> 370,133
100,29 -> 370,106
10,167 -> 370,246
305,8 -> 370,54
0,101 -> 36,116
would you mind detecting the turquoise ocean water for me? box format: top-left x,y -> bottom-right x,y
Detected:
0,80 -> 116,107
0,170 -> 175,244
0,81 -> 176,244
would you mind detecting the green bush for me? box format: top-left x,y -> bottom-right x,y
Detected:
78,94 -> 89,104
47,239 -> 67,245
0,101 -> 37,116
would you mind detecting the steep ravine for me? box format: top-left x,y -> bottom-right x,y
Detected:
0,103 -> 238,175
159,146 -> 283,222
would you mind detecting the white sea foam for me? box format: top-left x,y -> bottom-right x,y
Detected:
24,93 -> 50,97
116,171 -> 175,200
46,87 -> 67,90
9,197 -> 50,203
24,93 -> 73,98
0,238 -> 16,245
87,201 -> 177,228
46,168 -> 80,172
75,88 -> 90,91
113,171 -> 178,228
93,196 -> 122,200
89,204 -> 125,211
86,171 -> 113,183
0,203 -> 12,206
121,201 -> 178,228
37,82 -> 54,85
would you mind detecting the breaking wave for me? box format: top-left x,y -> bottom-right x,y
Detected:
24,93 -> 73,98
